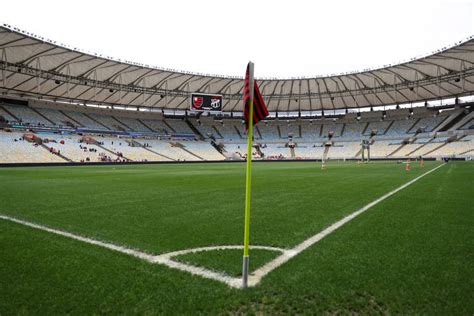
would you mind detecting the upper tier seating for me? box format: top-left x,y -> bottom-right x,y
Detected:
190,119 -> 220,138
35,108 -> 73,126
62,110 -> 108,130
3,104 -> 52,126
114,117 -> 152,133
408,115 -> 448,133
364,121 -> 391,136
300,123 -> 323,140
166,119 -> 194,134
279,122 -> 301,138
343,122 -> 367,139
460,119 -> 474,130
383,119 -> 414,137
322,123 -> 344,138
140,119 -> 170,133
0,106 -> 17,122
257,123 -> 280,140
92,114 -> 130,131
214,121 -> 242,141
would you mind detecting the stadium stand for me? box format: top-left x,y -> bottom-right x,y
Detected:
300,122 -> 323,140
61,110 -> 109,130
2,104 -> 53,126
190,119 -> 221,139
342,122 -> 367,139
93,114 -> 130,131
1,101 -> 473,164
327,142 -> 360,159
222,143 -> 246,159
294,145 -> 325,159
257,123 -> 280,140
369,140 -> 400,158
113,117 -> 152,133
214,120 -> 243,141
42,134 -> 106,162
279,122 -> 301,139
0,132 -> 65,163
182,141 -> 226,160
383,119 -> 414,137
461,118 -> 474,130
408,115 -> 448,133
166,119 -> 194,134
139,119 -> 170,134
0,106 -> 16,122
322,122 -> 344,138
35,108 -> 76,127
364,121 -> 391,136
260,144 -> 291,159
136,139 -> 200,161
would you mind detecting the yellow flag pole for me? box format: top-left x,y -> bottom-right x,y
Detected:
242,61 -> 255,288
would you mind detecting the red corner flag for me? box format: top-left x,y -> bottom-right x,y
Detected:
243,63 -> 269,130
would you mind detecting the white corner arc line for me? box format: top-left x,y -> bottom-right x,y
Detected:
0,163 -> 445,289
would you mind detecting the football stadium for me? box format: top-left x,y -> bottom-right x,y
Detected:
0,1 -> 473,314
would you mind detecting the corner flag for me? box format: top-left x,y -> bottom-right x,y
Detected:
243,64 -> 269,130
242,62 -> 268,288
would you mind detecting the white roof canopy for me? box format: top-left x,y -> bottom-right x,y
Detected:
1,24 -> 473,112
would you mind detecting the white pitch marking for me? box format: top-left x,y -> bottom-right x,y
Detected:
0,215 -> 156,262
153,245 -> 285,288
154,245 -> 285,261
0,163 -> 445,289
247,163 -> 446,287
0,214 -> 283,288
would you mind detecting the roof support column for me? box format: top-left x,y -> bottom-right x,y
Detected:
393,74 -> 397,105
165,81 -> 169,108
306,79 -> 312,112
142,77 -> 146,106
415,71 -> 419,101
119,74 -> 123,104
35,57 -> 41,95
1,48 -> 6,88
224,84 -> 231,112
373,78 -> 377,105
66,64 -> 71,99
437,66 -> 441,98
298,80 -> 302,113
93,69 -> 98,101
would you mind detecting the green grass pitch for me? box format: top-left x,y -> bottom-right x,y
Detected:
0,161 -> 472,314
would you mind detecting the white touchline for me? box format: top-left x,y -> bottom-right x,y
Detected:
0,163 -> 445,289
247,162 -> 446,287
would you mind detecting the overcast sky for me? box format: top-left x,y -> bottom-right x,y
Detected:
1,0 -> 473,78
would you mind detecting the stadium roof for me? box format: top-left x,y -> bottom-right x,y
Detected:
1,23 -> 474,112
